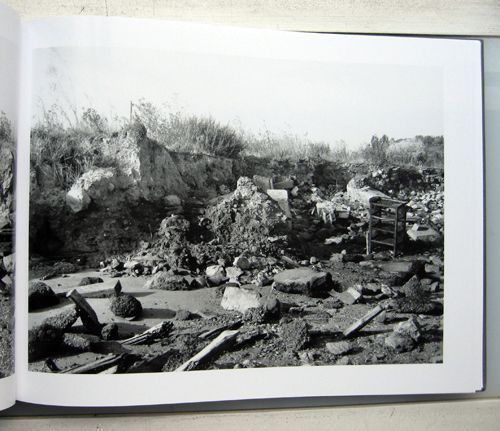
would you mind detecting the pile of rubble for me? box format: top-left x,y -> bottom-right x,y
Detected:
27,165 -> 445,373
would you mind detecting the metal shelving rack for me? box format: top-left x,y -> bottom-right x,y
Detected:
367,196 -> 407,256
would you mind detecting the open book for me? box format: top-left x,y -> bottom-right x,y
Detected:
0,3 -> 484,410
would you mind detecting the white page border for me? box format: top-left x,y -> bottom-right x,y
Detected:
16,17 -> 484,406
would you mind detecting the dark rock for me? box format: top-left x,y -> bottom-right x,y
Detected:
110,294 -> 143,319
385,333 -> 416,353
144,272 -> 190,290
326,340 -> 352,355
322,297 -> 343,309
61,333 -> 99,352
272,268 -> 332,297
175,309 -> 193,321
280,319 -> 310,351
28,323 -> 63,362
42,306 -> 78,331
394,316 -> 422,341
78,276 -> 104,286
101,323 -> 119,340
28,281 -> 60,311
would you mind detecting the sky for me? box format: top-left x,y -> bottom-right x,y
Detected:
0,37 -> 18,128
32,46 -> 443,149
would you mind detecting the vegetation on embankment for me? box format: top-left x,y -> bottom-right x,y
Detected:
31,101 -> 444,191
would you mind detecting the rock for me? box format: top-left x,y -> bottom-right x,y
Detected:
272,268 -> 332,297
266,189 -> 292,218
111,258 -> 124,270
394,316 -> 422,342
78,277 -> 104,286
221,286 -> 262,314
28,281 -> 60,311
42,306 -> 78,331
61,333 -> 99,352
310,257 -> 318,265
66,167 -> 117,213
280,319 -> 309,351
325,235 -> 343,245
233,256 -> 251,270
326,340 -> 352,356
206,265 -> 227,286
28,323 -> 63,362
226,266 -> 243,283
2,253 -> 14,273
145,272 -> 190,291
346,178 -> 389,207
384,333 -> 415,353
336,287 -> 362,305
407,224 -> 440,242
254,271 -> 272,287
110,294 -> 142,319
175,309 -> 193,321
101,121 -> 189,202
361,283 -> 382,295
322,297 -> 343,309
101,323 -> 119,340
400,275 -> 422,297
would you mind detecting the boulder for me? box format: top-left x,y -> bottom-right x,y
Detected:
226,266 -> 243,283
61,333 -> 100,352
144,272 -> 190,291
272,268 -> 332,296
78,276 -> 104,286
326,340 -> 352,356
102,121 -> 188,202
66,167 -> 117,213
2,253 -> 14,273
233,256 -> 251,270
384,333 -> 415,353
42,306 -> 78,331
394,316 -> 422,342
206,265 -> 227,286
110,294 -> 142,319
28,323 -> 63,362
407,224 -> 440,242
101,323 -> 119,340
346,178 -> 389,207
28,281 -> 59,311
221,286 -> 262,314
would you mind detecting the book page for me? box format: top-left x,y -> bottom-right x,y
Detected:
17,17 -> 483,406
0,3 -> 19,411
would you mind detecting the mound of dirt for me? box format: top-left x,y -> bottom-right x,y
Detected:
206,177 -> 289,254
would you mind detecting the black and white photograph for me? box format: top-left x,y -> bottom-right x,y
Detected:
26,43 -> 447,375
0,35 -> 16,380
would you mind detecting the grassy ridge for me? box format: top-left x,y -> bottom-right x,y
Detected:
30,101 -> 444,190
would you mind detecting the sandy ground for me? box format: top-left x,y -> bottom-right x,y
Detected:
28,262 -> 443,373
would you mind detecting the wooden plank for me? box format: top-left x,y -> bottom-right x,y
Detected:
176,329 -> 240,372
66,289 -> 102,334
343,304 -> 386,337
